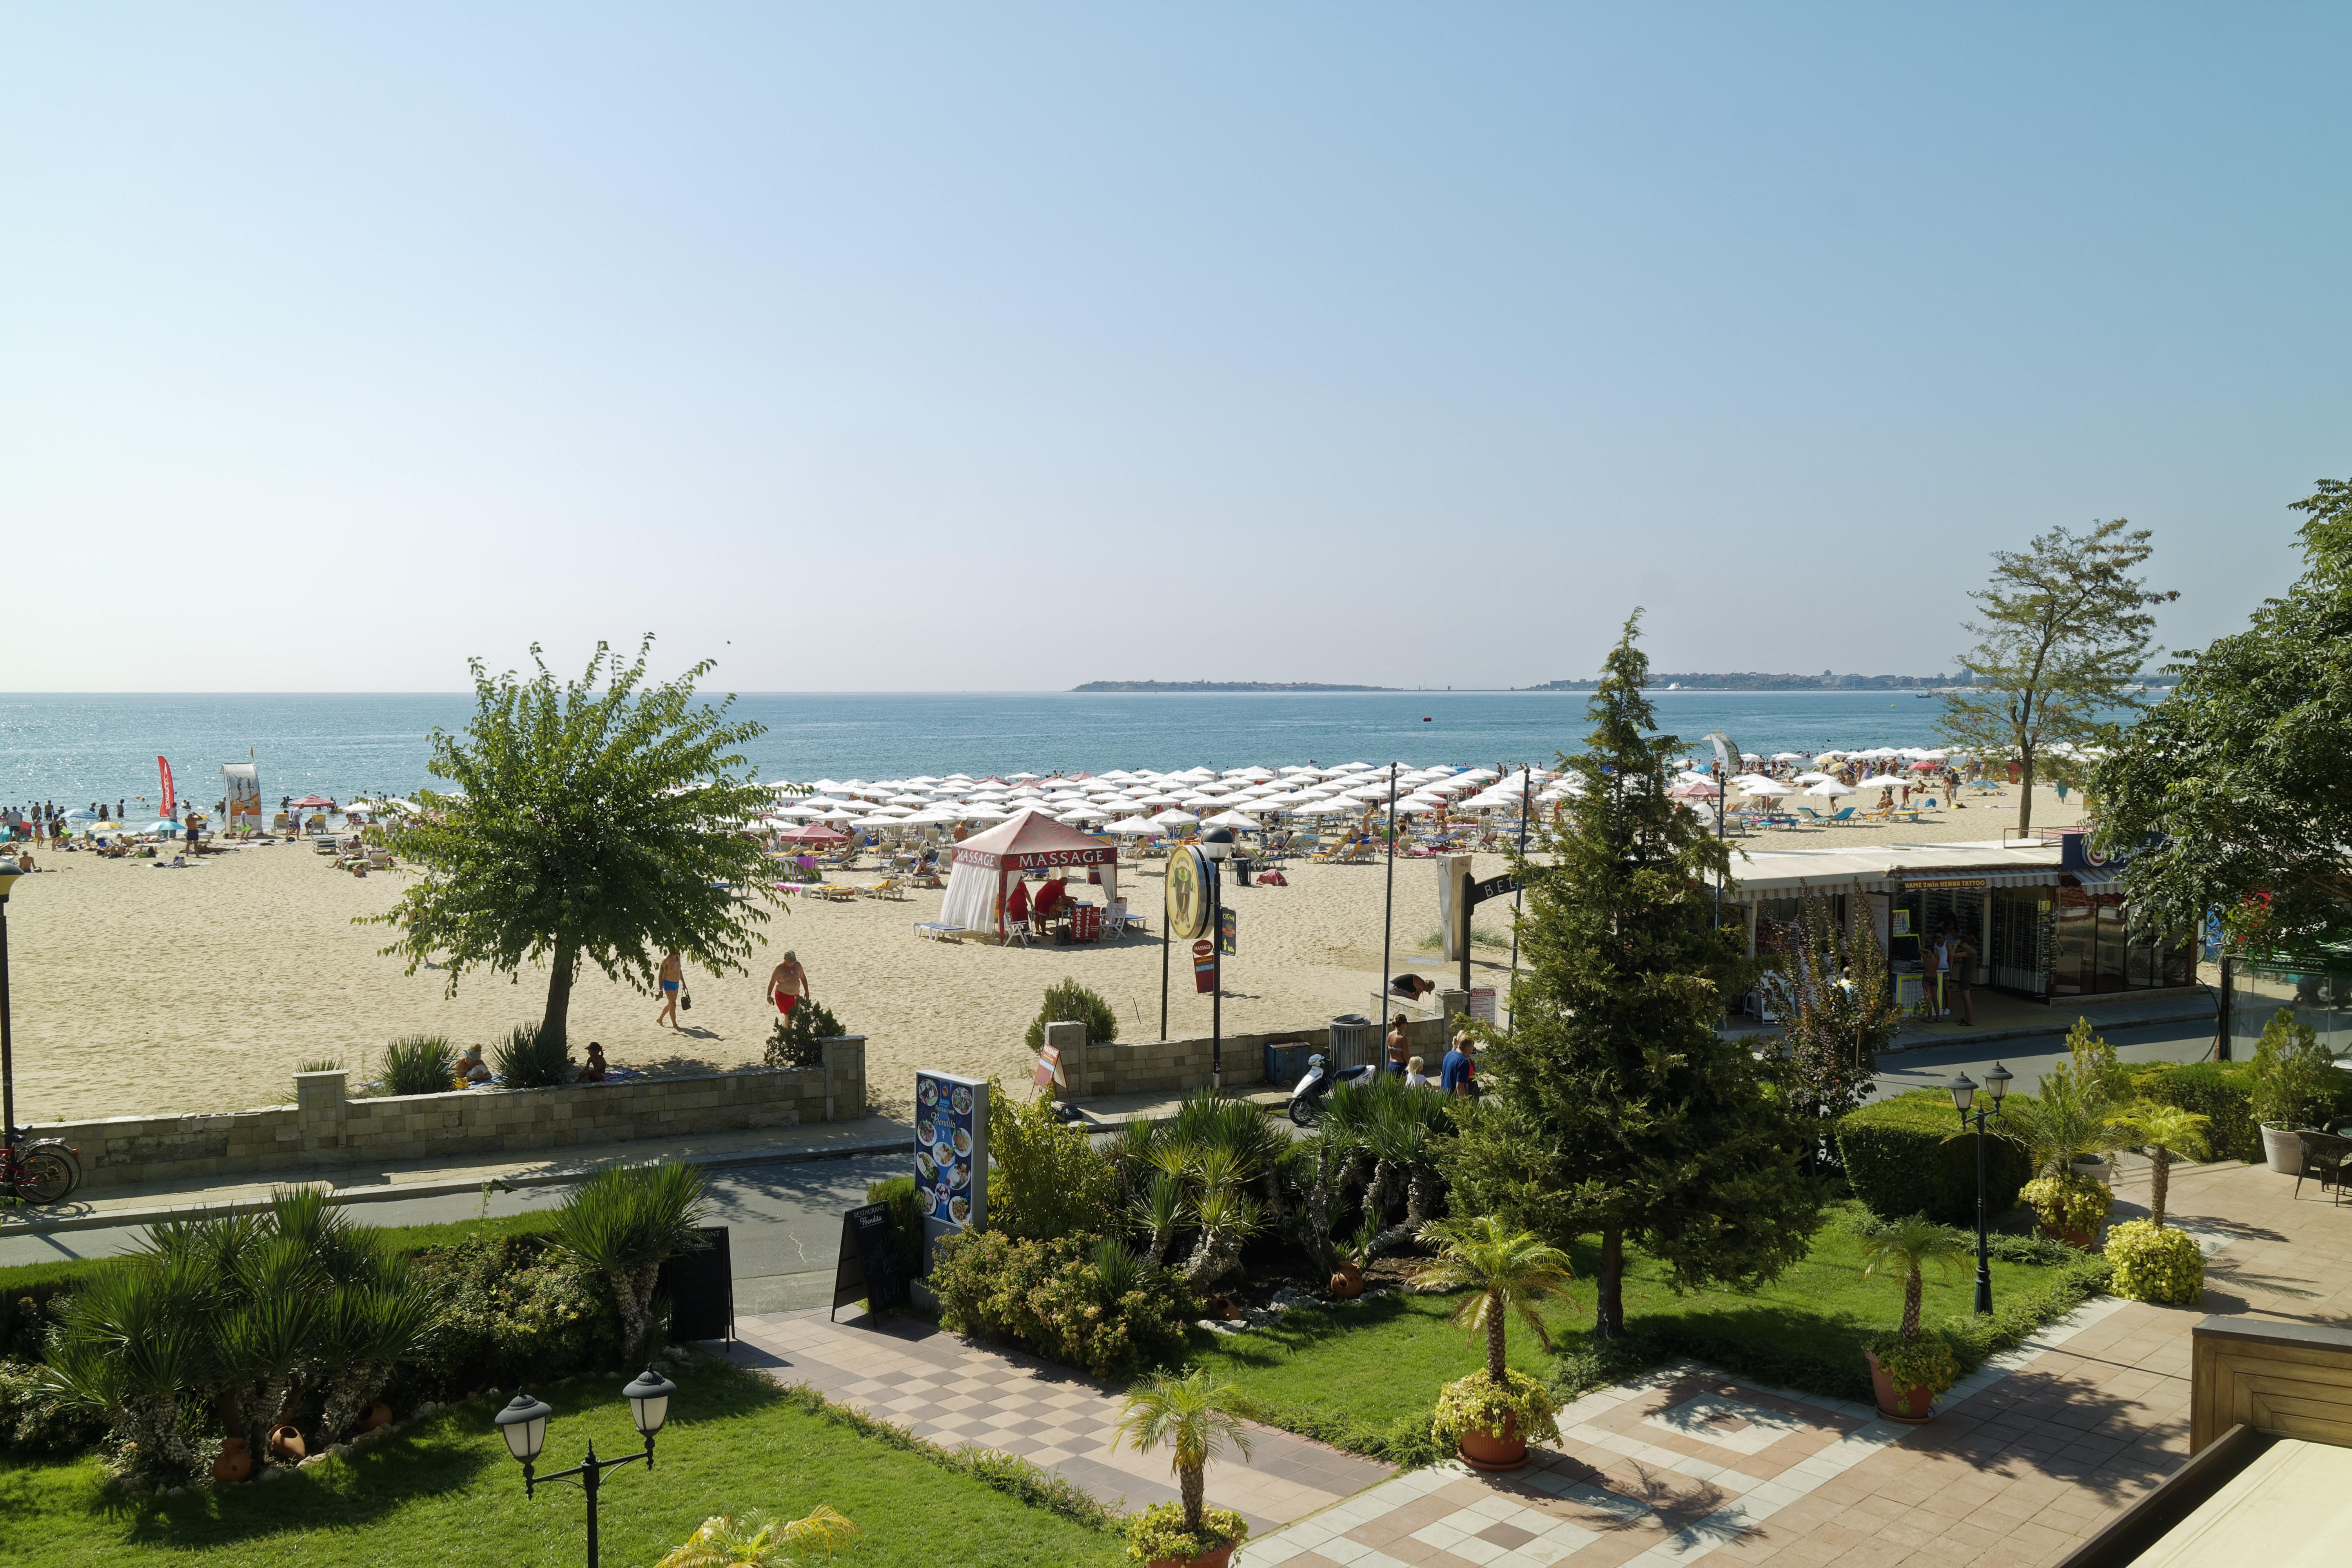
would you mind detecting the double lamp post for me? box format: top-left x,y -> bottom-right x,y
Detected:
1944,1061 -> 2013,1316
494,1368 -> 679,1568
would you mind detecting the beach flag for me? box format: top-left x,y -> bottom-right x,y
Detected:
158,756 -> 175,818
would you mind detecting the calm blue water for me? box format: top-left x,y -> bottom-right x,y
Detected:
0,690 -> 1969,809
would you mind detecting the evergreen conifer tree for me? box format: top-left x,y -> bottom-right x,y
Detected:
1444,615 -> 1824,1338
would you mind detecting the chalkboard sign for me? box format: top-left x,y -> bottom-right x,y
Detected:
830,1201 -> 907,1321
657,1225 -> 735,1343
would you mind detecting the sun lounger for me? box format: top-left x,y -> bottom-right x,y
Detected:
913,921 -> 964,942
856,877 -> 907,900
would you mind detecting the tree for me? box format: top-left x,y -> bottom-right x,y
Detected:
1112,1370 -> 1254,1537
1443,613 -> 1825,1339
546,1162 -> 714,1363
1408,1216 -> 1576,1385
2106,1102 -> 2209,1229
371,637 -> 780,1051
1857,1216 -> 1971,1341
1768,893 -> 1902,1142
1939,519 -> 2176,834
2096,479 -> 2352,942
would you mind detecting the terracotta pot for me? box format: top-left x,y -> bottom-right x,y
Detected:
1459,1414 -> 1528,1471
1328,1262 -> 1364,1299
1864,1349 -> 1935,1423
2262,1123 -> 2306,1176
2037,1220 -> 2097,1249
1147,1542 -> 1236,1568
268,1424 -> 307,1463
360,1402 -> 393,1432
211,1437 -> 252,1484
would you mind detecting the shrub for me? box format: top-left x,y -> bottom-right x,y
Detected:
1864,1331 -> 1960,1400
865,1176 -> 926,1279
929,1230 -> 1192,1378
986,1082 -> 1119,1241
493,1020 -> 572,1088
765,999 -> 846,1070
2105,1219 -> 2205,1305
381,1034 -> 457,1096
393,1233 -> 623,1401
546,1163 -> 713,1363
1024,978 -> 1119,1052
1835,1091 -> 2033,1225
1429,1368 -> 1561,1448
2252,1009 -> 2341,1129
0,1358 -> 107,1458
1129,1502 -> 1249,1565
2019,1173 -> 2113,1239
2128,1061 -> 2262,1162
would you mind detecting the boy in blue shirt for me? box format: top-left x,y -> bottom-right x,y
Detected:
1438,1033 -> 1477,1097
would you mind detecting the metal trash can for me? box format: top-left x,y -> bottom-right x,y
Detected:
1327,1014 -> 1379,1073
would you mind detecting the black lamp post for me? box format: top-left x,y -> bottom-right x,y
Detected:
1945,1063 -> 2013,1316
0,860 -> 25,1156
494,1368 -> 678,1568
1201,826 -> 1234,1089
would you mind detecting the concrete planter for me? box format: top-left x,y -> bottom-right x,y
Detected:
2262,1123 -> 2306,1176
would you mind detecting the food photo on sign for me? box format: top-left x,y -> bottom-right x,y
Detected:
915,1071 -> 988,1239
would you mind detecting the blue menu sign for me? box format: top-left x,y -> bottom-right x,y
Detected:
914,1070 -> 989,1267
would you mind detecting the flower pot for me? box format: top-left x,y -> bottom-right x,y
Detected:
211,1437 -> 253,1484
1864,1350 -> 1935,1424
360,1402 -> 393,1432
2038,1220 -> 2098,1249
1459,1414 -> 1529,1471
2262,1123 -> 2306,1176
268,1425 -> 306,1463
1147,1543 -> 1236,1568
1328,1263 -> 1363,1299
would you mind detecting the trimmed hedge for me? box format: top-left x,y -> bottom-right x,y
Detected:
1836,1090 -> 2032,1226
2127,1062 -> 2261,1163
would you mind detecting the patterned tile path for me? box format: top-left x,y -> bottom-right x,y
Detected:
726,1308 -> 1393,1532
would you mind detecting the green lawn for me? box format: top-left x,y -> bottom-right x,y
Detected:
1187,1205 -> 2103,1459
0,1359 -> 1120,1568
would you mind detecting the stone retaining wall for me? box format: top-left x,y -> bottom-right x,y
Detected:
30,1036 -> 866,1191
1053,1012 -> 1463,1099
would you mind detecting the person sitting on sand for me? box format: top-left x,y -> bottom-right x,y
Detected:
453,1044 -> 492,1085
575,1042 -> 609,1083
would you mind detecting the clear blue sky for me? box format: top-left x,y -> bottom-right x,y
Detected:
4,5 -> 2344,691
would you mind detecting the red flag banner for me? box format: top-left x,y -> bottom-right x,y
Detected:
158,756 -> 175,818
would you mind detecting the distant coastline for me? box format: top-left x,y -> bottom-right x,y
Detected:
1526,672 -> 1966,692
1070,680 -> 1399,693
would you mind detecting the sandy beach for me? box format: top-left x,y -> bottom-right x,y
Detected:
6,782 -> 2082,1126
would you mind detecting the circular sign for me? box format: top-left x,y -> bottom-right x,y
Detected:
1165,844 -> 1214,940
1192,939 -> 1214,958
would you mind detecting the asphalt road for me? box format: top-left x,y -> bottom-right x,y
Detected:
0,1152 -> 908,1315
1866,1014 -> 2224,1103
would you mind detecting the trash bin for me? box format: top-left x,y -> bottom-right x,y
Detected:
1327,1014 -> 1379,1073
1266,1040 -> 1315,1087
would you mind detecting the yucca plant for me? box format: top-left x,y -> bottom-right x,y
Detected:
381,1034 -> 457,1096
493,1020 -> 573,1089
547,1162 -> 714,1361
1182,1186 -> 1265,1292
655,1505 -> 859,1568
1094,1238 -> 1149,1302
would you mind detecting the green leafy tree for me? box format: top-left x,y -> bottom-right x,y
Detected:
1768,893 -> 1901,1134
2096,480 -> 2352,941
2250,1009 -> 2340,1129
371,637 -> 782,1052
1939,519 -> 2176,834
1443,614 -> 1825,1339
1408,1216 -> 1576,1385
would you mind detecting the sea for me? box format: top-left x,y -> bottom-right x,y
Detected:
0,690 -> 1973,811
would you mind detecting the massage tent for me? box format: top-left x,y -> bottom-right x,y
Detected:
938,807 -> 1117,940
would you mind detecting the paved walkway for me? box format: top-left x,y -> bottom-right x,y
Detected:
1237,1155 -> 2350,1568
728,1308 -> 1393,1532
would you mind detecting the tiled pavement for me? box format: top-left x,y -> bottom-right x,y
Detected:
727,1308 -> 1392,1532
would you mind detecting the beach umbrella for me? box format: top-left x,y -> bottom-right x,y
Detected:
140,819 -> 180,835
1204,809 -> 1263,831
1669,782 -> 1722,800
1058,804 -> 1111,821
1909,759 -> 1943,771
1106,817 -> 1161,836
904,808 -> 965,825
816,808 -> 860,822
1149,809 -> 1198,828
1855,774 -> 1907,790
1806,780 -> 1855,803
961,804 -> 1012,820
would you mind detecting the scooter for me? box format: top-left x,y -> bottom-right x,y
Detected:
1288,1053 -> 1377,1127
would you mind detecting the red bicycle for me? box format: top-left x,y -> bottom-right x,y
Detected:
1,1132 -> 80,1205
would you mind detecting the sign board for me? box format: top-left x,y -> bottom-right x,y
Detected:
830,1203 -> 907,1320
1193,938 -> 1216,994
1468,987 -> 1497,1025
915,1071 -> 989,1269
1218,906 -> 1236,957
1467,873 -> 1520,908
1033,1041 -> 1063,1091
1900,875 -> 1991,890
1166,845 -> 1214,940
222,762 -> 261,830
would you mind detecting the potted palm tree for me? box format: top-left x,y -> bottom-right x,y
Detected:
2103,1101 -> 2212,1305
1857,1216 -> 1969,1422
1113,1370 -> 1254,1568
655,1505 -> 858,1566
1995,1063 -> 2120,1245
1410,1215 -> 1573,1471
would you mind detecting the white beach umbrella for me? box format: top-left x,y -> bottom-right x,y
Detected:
816,808 -> 860,822
1806,780 -> 1855,802
1854,774 -> 1907,790
904,808 -> 964,825
961,804 -> 1012,820
1058,804 -> 1111,821
1204,809 -> 1263,831
1106,816 -> 1160,836
1150,809 -> 1199,828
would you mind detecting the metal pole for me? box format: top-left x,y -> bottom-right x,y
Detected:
583,1443 -> 602,1568
1508,769 -> 1528,1034
1972,1110 -> 1993,1315
1,897 -> 13,1152
1160,906 -> 1169,1042
1210,861 -> 1222,1090
1379,762 -> 1397,1011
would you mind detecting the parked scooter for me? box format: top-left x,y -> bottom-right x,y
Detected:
1288,1053 -> 1377,1127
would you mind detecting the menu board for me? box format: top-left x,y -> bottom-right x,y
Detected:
915,1071 -> 989,1263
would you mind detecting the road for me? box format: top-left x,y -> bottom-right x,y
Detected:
1867,1015 -> 2222,1103
0,1151 -> 907,1315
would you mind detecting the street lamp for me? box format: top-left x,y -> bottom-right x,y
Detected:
1945,1062 -> 2013,1316
494,1368 -> 679,1568
0,860 -> 26,1157
1201,826 -> 1234,1090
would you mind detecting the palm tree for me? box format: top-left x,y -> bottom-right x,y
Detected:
546,1162 -> 714,1361
1994,1062 -> 2123,1180
2107,1101 -> 2211,1229
655,1506 -> 859,1568
1113,1370 -> 1255,1538
1857,1217 -> 1971,1340
1409,1215 -> 1576,1385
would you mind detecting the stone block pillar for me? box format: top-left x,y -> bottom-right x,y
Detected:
1044,1020 -> 1088,1099
293,1070 -> 347,1161
820,1034 -> 866,1122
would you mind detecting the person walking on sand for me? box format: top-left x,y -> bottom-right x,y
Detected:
655,948 -> 684,1029
768,950 -> 810,1017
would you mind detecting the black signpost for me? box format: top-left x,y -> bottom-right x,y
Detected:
1458,871 -> 1521,992
830,1201 -> 908,1321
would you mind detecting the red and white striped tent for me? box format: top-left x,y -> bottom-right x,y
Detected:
938,808 -> 1118,940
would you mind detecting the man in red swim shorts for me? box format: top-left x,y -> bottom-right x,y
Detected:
768,950 -> 809,1017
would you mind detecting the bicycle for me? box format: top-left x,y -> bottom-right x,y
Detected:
1,1131 -> 81,1206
